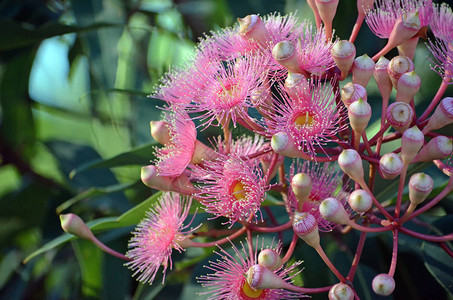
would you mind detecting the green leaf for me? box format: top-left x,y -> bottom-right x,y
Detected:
72,239 -> 103,298
23,191 -> 162,263
56,181 -> 139,214
422,215 -> 453,296
69,142 -> 157,178
0,19 -> 118,52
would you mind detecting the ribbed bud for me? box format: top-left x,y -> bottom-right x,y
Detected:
246,264 -> 288,290
372,274 -> 395,296
423,97 -> 453,133
414,136 -> 453,162
60,213 -> 95,240
319,197 -> 350,225
379,153 -> 403,179
386,102 -> 414,133
348,189 -> 373,213
387,12 -> 421,50
141,165 -> 172,190
374,57 -> 393,100
348,98 -> 372,133
291,172 -> 313,203
331,40 -> 356,77
409,173 -> 433,204
341,82 -> 367,107
401,126 -> 424,165
272,41 -> 301,73
352,54 -> 375,87
238,14 -> 270,44
338,149 -> 364,182
396,71 -> 421,103
258,249 -> 282,271
329,283 -> 354,300
387,56 -> 414,88
150,121 -> 171,145
293,212 -> 320,248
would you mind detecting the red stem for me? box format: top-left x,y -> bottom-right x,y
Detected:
347,231 -> 367,281
281,233 -> 298,264
248,221 -> 292,233
388,229 -> 399,277
418,80 -> 450,122
188,226 -> 247,248
349,14 -> 365,43
314,244 -> 347,283
399,227 -> 453,242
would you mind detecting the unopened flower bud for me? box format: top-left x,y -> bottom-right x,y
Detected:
60,213 -> 95,240
352,54 -> 375,87
401,126 -> 424,165
315,0 -> 339,39
387,56 -> 414,88
348,189 -> 373,213
348,98 -> 371,133
372,274 -> 395,296
293,212 -> 320,248
271,132 -> 311,159
414,136 -> 453,162
331,40 -> 356,77
272,41 -> 301,73
150,121 -> 171,145
341,82 -> 367,107
320,197 -> 350,225
285,71 -> 308,97
329,283 -> 354,300
141,165 -> 172,190
258,249 -> 282,270
409,173 -> 433,204
338,149 -> 364,182
374,56 -> 393,100
246,264 -> 288,290
291,173 -> 313,203
396,71 -> 421,103
423,97 -> 453,133
386,102 -> 414,133
379,153 -> 403,179
238,14 -> 270,45
387,12 -> 421,50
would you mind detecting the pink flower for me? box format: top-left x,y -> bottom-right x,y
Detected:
215,134 -> 266,156
366,0 -> 433,39
190,154 -> 267,226
427,38 -> 453,83
198,240 -> 305,300
288,161 -> 350,231
185,52 -> 274,127
125,192 -> 197,284
296,23 -> 336,75
198,13 -> 301,61
154,110 -> 197,177
265,79 -> 345,158
431,3 -> 453,42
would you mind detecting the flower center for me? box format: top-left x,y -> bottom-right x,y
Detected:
241,280 -> 264,299
294,111 -> 314,127
231,181 -> 247,200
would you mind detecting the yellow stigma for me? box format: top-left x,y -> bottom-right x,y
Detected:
242,281 -> 264,298
231,181 -> 247,200
295,111 -> 314,126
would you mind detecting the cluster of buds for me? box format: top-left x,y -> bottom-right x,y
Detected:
60,0 -> 453,298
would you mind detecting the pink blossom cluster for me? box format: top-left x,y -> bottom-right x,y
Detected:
62,0 -> 453,299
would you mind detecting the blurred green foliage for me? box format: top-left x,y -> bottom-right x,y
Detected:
0,0 -> 452,299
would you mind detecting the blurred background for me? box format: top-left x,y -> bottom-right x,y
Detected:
0,0 -> 452,299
